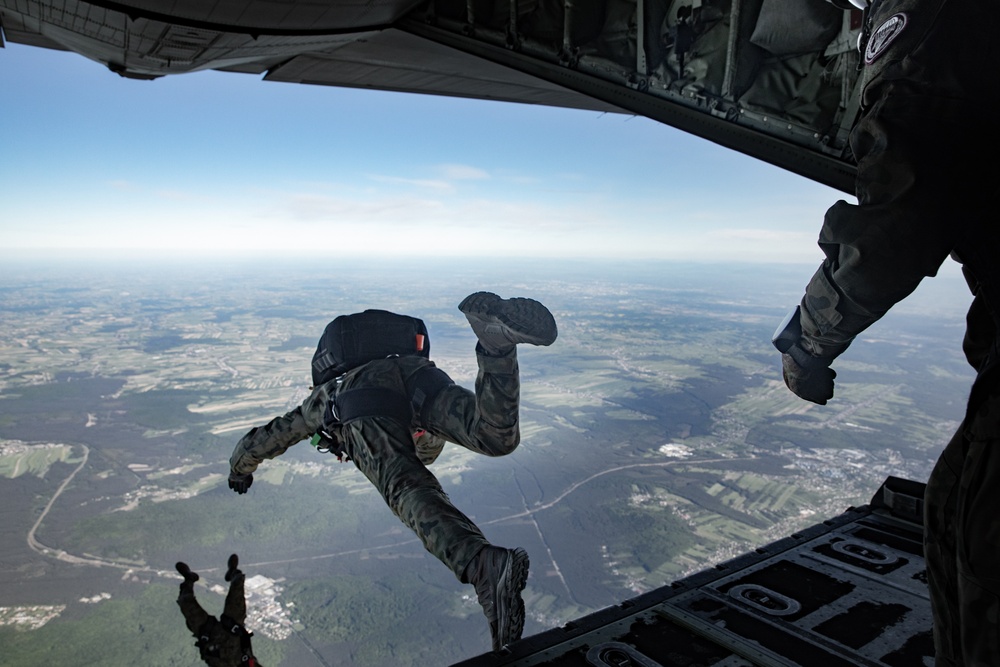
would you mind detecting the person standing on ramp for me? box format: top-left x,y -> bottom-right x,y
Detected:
227,291 -> 558,651
772,0 -> 1000,662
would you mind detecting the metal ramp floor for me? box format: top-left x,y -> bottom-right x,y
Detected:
455,477 -> 932,667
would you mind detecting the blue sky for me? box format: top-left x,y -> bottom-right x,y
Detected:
1,41 -> 846,261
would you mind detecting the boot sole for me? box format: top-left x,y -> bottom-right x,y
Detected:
495,547 -> 530,651
459,292 -> 557,347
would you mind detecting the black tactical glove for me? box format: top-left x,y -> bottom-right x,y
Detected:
781,352 -> 836,405
228,472 -> 253,494
773,305 -> 838,405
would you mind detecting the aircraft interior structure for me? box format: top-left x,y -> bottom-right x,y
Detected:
1,0 -> 861,192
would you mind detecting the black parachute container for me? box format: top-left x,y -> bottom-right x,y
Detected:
311,309 -> 431,386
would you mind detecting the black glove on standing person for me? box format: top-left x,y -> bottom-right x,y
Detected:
781,352 -> 836,405
773,305 -> 838,405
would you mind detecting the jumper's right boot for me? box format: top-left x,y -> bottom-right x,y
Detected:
459,292 -> 558,356
465,545 -> 530,652
225,553 -> 242,582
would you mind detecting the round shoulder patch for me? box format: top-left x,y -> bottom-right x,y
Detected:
865,13 -> 907,64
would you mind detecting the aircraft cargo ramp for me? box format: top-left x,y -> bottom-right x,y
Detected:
454,477 -> 932,667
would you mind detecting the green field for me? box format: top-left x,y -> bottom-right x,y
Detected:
0,443 -> 77,479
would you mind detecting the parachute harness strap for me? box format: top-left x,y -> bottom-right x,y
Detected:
334,365 -> 454,427
335,387 -> 414,425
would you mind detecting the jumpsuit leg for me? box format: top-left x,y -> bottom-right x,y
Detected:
177,581 -> 210,636
924,427 -> 965,666
343,415 -> 490,581
926,382 -> 1000,667
222,573 -> 247,627
425,349 -> 522,457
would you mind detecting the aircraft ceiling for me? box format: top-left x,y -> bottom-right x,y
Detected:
1,0 -> 860,192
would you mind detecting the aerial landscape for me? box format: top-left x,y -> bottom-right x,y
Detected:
0,256 -> 974,666
0,10 -> 979,663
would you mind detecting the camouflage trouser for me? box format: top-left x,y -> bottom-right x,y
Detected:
338,350 -> 521,581
177,574 -> 252,667
925,383 -> 1000,667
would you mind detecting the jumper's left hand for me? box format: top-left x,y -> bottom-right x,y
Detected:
228,472 -> 253,494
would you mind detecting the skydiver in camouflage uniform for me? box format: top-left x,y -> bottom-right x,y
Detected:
175,554 -> 261,667
227,292 -> 557,652
775,0 -> 1000,663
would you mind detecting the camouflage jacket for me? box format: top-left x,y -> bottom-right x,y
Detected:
229,357 -> 448,475
797,0 -> 996,362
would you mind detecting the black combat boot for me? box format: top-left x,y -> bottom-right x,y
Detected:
175,562 -> 199,583
225,553 -> 242,582
464,545 -> 530,651
459,292 -> 557,356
